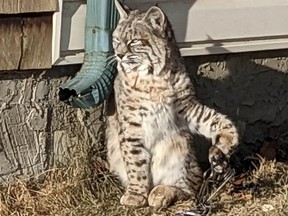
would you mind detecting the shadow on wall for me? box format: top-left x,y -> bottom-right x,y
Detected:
184,43 -> 288,163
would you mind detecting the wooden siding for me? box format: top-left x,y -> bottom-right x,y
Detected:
0,18 -> 22,70
0,0 -> 58,14
0,15 -> 53,70
21,16 -> 52,69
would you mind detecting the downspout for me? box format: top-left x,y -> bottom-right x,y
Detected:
59,0 -> 121,108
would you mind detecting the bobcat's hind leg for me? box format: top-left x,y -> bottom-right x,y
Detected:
150,131 -> 202,209
148,185 -> 187,209
106,97 -> 128,186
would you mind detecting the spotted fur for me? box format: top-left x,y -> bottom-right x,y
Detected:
105,0 -> 239,209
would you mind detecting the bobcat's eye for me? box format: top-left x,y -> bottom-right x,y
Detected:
112,37 -> 120,47
129,39 -> 142,46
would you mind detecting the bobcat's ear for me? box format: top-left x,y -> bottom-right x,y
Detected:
114,0 -> 129,19
143,6 -> 166,31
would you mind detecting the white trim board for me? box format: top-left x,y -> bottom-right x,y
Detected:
52,0 -> 288,65
52,0 -> 63,64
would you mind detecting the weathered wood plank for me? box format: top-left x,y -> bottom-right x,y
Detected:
0,0 -> 18,14
19,0 -> 58,13
0,0 -> 57,14
0,18 -> 22,70
20,15 -> 52,70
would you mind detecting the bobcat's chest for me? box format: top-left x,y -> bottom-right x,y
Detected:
120,72 -> 173,103
142,102 -> 188,151
116,72 -> 183,148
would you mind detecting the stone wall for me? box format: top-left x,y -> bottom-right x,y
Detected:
1,49 -> 288,181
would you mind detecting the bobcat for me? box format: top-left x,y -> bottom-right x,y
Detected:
105,0 -> 239,209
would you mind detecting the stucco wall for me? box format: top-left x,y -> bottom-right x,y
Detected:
0,66 -> 103,182
185,49 -> 288,157
0,49 -> 288,181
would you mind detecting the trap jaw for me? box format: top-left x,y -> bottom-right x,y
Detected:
177,157 -> 236,216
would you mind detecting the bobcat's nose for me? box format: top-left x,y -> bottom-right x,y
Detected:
117,54 -> 124,59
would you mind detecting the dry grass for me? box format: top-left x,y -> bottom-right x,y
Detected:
212,158 -> 288,216
0,148 -> 287,216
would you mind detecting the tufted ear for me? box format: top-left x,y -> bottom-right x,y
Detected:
143,6 -> 166,31
114,0 -> 129,19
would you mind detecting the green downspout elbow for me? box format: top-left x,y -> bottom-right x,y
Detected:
59,0 -> 121,108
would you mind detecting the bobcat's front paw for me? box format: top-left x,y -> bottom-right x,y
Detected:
212,129 -> 238,157
120,192 -> 147,207
209,145 -> 228,174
